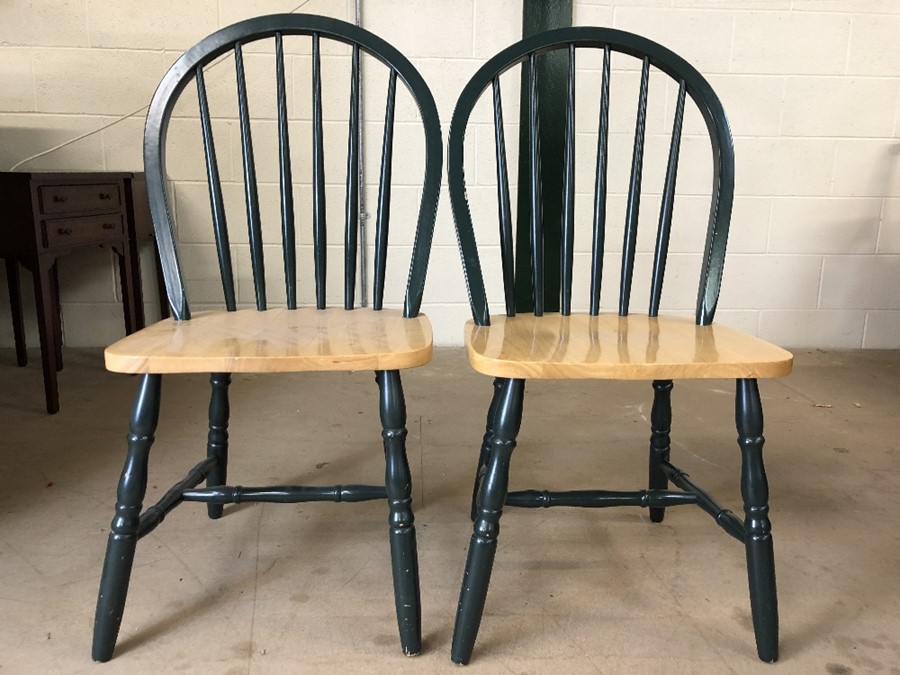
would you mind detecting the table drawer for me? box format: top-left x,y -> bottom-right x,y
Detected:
37,183 -> 122,214
43,214 -> 124,248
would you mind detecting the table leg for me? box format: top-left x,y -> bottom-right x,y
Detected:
115,244 -> 139,336
123,175 -> 149,328
125,238 -> 146,331
154,239 -> 170,321
33,256 -> 60,414
4,258 -> 28,367
51,261 -> 63,371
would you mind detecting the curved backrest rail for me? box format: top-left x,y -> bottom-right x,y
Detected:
589,44 -> 611,316
275,32 -> 297,309
696,126 -> 734,326
491,77 -> 516,317
650,80 -> 686,317
447,27 -> 734,327
311,33 -> 327,310
527,52 -> 543,317
374,69 -> 397,311
402,84 -> 442,318
344,44 -> 361,310
144,14 -> 442,320
196,66 -> 236,312
234,43 -> 266,310
560,43 -> 576,316
618,56 -> 650,317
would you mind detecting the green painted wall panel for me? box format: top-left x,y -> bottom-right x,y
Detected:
514,0 -> 573,313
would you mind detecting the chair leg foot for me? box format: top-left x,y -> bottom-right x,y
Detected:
746,536 -> 778,662
648,379 -> 673,523
206,372 -> 231,520
92,374 -> 161,662
389,526 -> 420,656
377,370 -> 421,656
736,378 -> 778,663
451,531 -> 499,665
452,378 -> 524,665
93,535 -> 139,662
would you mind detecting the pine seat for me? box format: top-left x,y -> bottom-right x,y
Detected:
105,308 -> 433,374
465,313 -> 792,380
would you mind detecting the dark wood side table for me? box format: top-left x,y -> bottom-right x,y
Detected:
1,171 -> 155,414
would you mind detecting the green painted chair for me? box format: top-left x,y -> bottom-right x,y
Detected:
447,27 -> 792,664
92,14 -> 441,661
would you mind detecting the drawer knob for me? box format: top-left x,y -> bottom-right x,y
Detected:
102,223 -> 116,230
99,192 -> 111,200
57,227 -> 73,235
53,195 -> 68,204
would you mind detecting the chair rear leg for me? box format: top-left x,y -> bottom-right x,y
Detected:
376,370 -> 421,656
471,378 -> 503,521
648,379 -> 673,523
206,372 -> 231,519
452,377 -> 525,665
92,374 -> 162,662
736,378 -> 778,662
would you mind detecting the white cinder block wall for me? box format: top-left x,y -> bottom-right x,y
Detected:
1,0 -> 898,348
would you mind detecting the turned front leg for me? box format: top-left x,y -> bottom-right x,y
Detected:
648,379 -> 673,523
92,374 -> 162,662
376,370 -> 421,655
206,372 -> 231,519
736,378 -> 778,662
471,378 -> 503,521
452,377 -> 525,665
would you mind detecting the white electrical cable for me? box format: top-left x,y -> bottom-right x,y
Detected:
7,104 -> 149,171
5,0 -> 314,172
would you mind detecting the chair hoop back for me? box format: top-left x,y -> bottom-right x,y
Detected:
145,14 -> 442,321
448,26 -> 734,327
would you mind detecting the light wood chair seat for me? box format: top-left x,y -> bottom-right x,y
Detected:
466,313 -> 792,380
105,307 -> 433,374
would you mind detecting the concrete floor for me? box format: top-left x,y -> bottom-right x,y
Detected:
1,347 -> 899,674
